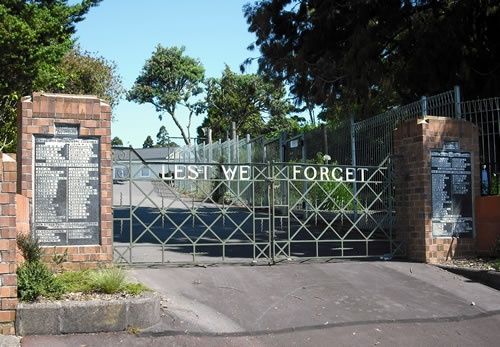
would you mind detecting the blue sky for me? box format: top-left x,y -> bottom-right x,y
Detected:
72,0 -> 257,147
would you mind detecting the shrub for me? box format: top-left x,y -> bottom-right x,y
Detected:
56,269 -> 94,293
17,261 -> 64,302
211,156 -> 227,203
17,233 -> 43,263
492,260 -> 500,272
90,267 -> 126,294
308,180 -> 358,211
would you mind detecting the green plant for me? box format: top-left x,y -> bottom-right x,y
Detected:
492,260 -> 500,272
56,269 -> 94,293
90,267 -> 126,294
491,173 -> 499,195
17,234 -> 43,263
51,247 -> 68,272
308,180 -> 358,211
302,152 -> 361,211
17,261 -> 64,302
211,156 -> 227,203
122,282 -> 149,295
491,236 -> 500,258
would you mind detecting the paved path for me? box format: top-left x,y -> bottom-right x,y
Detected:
21,261 -> 500,346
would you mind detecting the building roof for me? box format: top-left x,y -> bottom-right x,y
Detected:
112,147 -> 181,161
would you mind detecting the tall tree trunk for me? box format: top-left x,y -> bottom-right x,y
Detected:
169,111 -> 190,145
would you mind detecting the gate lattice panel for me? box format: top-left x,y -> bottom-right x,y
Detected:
112,147 -> 400,265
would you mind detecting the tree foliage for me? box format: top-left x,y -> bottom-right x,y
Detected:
0,0 -> 101,152
197,66 -> 295,141
50,46 -> 124,109
156,125 -> 177,147
128,45 -> 205,145
244,0 -> 500,121
143,136 -> 154,148
111,136 -> 123,146
0,0 -> 101,96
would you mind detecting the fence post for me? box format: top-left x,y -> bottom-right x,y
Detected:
454,85 -> 462,118
246,134 -> 251,163
236,135 -> 240,196
246,134 -> 252,204
421,96 -> 428,118
350,114 -> 358,220
268,160 -> 276,264
279,132 -> 287,205
323,124 -> 328,155
279,131 -> 286,163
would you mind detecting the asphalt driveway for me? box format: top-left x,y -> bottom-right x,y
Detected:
22,261 -> 500,346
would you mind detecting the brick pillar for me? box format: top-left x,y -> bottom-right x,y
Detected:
0,153 -> 18,334
393,116 -> 480,263
17,93 -> 112,269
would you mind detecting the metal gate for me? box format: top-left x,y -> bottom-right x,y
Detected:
112,147 -> 400,265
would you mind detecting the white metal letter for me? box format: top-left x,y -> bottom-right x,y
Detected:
357,168 -> 369,182
292,166 -> 301,180
345,167 -> 355,182
174,165 -> 185,179
332,167 -> 343,181
304,166 -> 317,181
320,166 -> 329,181
222,165 -> 238,180
239,166 -> 251,180
187,165 -> 199,180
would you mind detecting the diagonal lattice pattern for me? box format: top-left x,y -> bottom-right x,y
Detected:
112,148 -> 400,264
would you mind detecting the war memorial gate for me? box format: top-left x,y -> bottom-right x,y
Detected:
0,89 -> 498,331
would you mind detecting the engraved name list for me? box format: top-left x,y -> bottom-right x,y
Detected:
34,125 -> 100,245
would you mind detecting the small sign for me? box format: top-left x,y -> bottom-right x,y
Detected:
55,124 -> 79,137
443,141 -> 459,151
289,139 -> 299,148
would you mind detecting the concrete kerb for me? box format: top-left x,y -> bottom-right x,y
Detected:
437,265 -> 500,291
15,292 -> 161,336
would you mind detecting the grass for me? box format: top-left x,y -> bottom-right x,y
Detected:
90,267 -> 127,294
54,267 -> 149,296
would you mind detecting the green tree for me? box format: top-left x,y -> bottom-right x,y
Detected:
156,126 -> 171,147
111,136 -> 123,146
197,66 -> 295,141
127,45 -> 205,145
244,1 -> 500,121
0,94 -> 18,152
143,136 -> 154,149
0,0 -> 101,152
50,46 -> 124,109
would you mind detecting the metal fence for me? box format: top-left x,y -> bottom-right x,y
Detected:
272,88 -> 498,195
112,147 -> 399,264
460,97 -> 500,195
153,87 -> 498,195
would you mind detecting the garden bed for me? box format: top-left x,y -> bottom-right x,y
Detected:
438,257 -> 500,291
16,291 -> 160,336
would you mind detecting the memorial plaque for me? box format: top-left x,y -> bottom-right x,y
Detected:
34,125 -> 100,245
431,148 -> 473,238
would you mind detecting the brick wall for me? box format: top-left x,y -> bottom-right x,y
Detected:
0,153 -> 18,334
17,93 -> 112,269
394,116 -> 480,263
475,196 -> 500,255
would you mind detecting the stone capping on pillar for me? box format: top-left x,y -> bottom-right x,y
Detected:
393,116 -> 480,263
17,93 -> 112,269
0,153 -> 18,334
